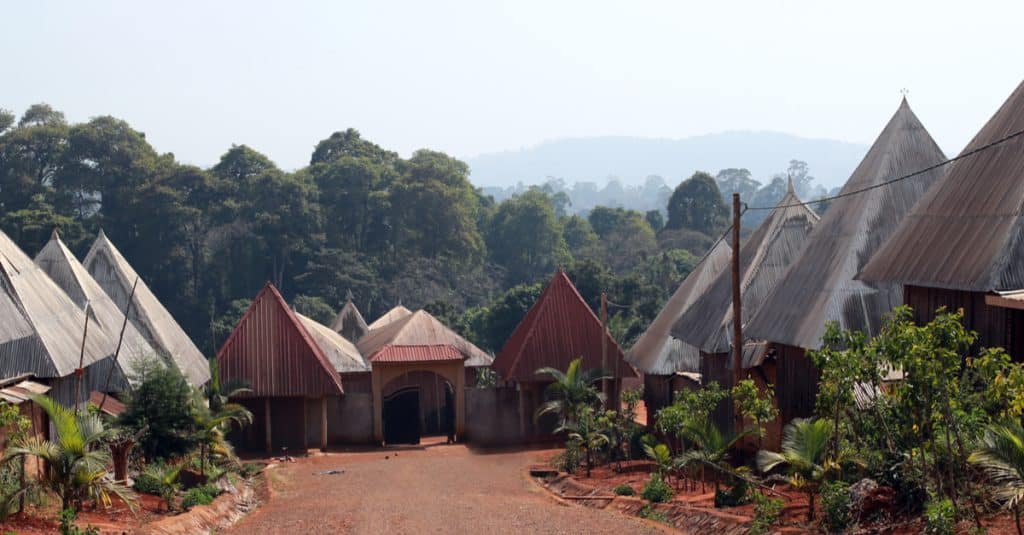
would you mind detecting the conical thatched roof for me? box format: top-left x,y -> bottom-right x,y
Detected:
357,310 -> 493,367
626,240 -> 731,374
329,296 -> 369,343
746,99 -> 946,349
860,80 -> 1024,291
672,183 -> 819,354
83,230 -> 211,386
0,230 -> 117,379
35,230 -> 158,384
367,304 -> 412,331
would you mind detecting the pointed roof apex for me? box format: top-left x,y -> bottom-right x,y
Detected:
96,229 -> 107,240
786,174 -> 795,195
345,289 -> 354,301
50,228 -> 60,241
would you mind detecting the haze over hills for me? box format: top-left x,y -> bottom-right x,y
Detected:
466,131 -> 869,190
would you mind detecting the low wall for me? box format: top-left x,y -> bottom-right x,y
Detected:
464,387 -> 522,446
329,393 -> 374,444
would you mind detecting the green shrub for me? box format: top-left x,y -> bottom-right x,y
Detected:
181,487 -> 215,510
748,493 -> 784,535
613,483 -> 635,496
641,474 -> 673,503
714,479 -> 750,508
132,473 -> 164,495
638,504 -> 669,523
551,444 -> 581,474
238,462 -> 267,479
58,509 -> 99,535
821,481 -> 851,532
923,498 -> 956,535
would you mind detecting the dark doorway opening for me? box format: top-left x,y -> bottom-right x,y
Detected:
383,387 -> 421,444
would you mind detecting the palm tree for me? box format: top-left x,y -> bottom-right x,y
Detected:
969,422 -> 1024,535
204,359 -> 252,414
1,395 -> 134,512
679,418 -> 751,493
566,407 -> 610,477
534,357 -> 611,430
757,418 -> 851,521
192,389 -> 252,476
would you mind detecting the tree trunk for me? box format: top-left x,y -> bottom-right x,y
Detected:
1016,507 -> 1022,535
807,491 -> 815,521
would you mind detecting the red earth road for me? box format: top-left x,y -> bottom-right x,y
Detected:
228,440 -> 670,534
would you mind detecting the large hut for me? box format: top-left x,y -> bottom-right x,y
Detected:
82,230 -> 210,387
744,98 -> 947,424
493,270 -> 637,438
0,230 -> 122,406
859,80 -> 1024,358
672,181 -> 818,440
35,230 -> 158,386
357,309 -> 492,444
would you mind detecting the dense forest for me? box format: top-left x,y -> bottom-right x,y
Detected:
0,104 -> 820,356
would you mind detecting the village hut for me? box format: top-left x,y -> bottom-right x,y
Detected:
82,230 -> 210,387
357,310 -> 492,444
366,304 -> 412,331
744,98 -> 947,424
626,239 -> 731,426
329,292 -> 369,343
0,230 -> 122,406
859,80 -> 1024,358
216,283 -> 346,454
671,181 -> 818,441
35,230 -> 159,386
493,270 -> 637,438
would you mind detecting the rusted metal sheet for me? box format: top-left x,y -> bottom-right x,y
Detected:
860,80 -> 1024,292
357,310 -> 493,367
216,283 -> 344,398
672,184 -> 818,354
493,270 -> 638,382
88,390 -> 126,416
905,285 -> 1024,360
0,378 -> 50,404
83,230 -> 210,386
370,344 -> 463,363
745,99 -> 947,350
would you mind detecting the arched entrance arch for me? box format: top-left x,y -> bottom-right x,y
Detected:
372,358 -> 465,444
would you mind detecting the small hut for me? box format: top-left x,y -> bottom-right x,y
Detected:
35,230 -> 158,386
860,80 -> 1024,358
493,270 -> 637,438
217,283 -> 345,454
745,98 -> 947,424
671,181 -> 818,441
82,230 -> 210,387
329,292 -> 369,343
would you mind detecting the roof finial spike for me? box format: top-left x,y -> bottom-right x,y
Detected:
50,227 -> 60,241
345,289 -> 354,302
786,173 -> 795,195
900,88 -> 910,105
97,228 -> 107,240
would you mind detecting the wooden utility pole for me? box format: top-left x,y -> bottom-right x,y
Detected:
601,292 -> 609,409
731,193 -> 743,389
74,303 -> 92,412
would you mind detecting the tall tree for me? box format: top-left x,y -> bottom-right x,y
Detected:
666,171 -> 729,236
487,188 -> 568,284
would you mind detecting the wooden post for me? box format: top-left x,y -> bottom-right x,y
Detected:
601,292 -> 609,409
264,397 -> 272,456
302,397 -> 308,452
732,193 -> 743,432
517,384 -> 527,441
320,397 -> 328,451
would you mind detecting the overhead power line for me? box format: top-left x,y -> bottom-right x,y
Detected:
745,126 -> 1024,211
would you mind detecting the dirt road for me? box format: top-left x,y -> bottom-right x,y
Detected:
228,440 -> 668,534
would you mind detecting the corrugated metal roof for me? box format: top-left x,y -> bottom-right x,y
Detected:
0,230 -> 118,379
88,390 -> 126,416
357,310 -> 493,367
860,80 -> 1024,292
370,344 -> 464,363
745,99 -> 947,349
216,283 -> 344,397
367,305 -> 412,331
672,184 -> 818,354
0,379 -> 50,405
626,239 -> 732,374
492,270 -> 638,382
329,296 -> 369,343
295,312 -> 370,373
35,230 -> 159,386
83,230 -> 211,386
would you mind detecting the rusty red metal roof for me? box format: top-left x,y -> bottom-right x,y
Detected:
370,344 -> 463,363
492,270 -> 638,382
216,283 -> 344,397
88,390 -> 126,416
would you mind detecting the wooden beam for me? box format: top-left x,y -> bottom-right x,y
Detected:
264,397 -> 272,456
302,397 -> 308,452
320,397 -> 328,451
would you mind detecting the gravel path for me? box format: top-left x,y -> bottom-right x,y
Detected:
228,440 -> 669,534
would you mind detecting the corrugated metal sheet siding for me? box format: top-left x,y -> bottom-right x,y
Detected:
83,231 -> 211,386
370,345 -> 463,363
745,99 -> 947,350
357,310 -> 493,367
672,188 -> 817,353
627,239 -> 732,374
493,270 -> 637,382
860,80 -> 1024,292
217,284 -> 344,398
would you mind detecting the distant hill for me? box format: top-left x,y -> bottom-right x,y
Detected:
466,132 -> 868,190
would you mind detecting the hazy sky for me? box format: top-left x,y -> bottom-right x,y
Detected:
4,1 -> 1022,171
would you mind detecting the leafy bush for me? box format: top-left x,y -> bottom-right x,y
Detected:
714,479 -> 750,508
238,462 -> 267,479
181,487 -> 215,510
821,481 -> 851,532
638,504 -> 669,523
641,474 -> 673,503
119,359 -> 198,461
551,443 -> 581,474
132,473 -> 164,495
923,497 -> 956,535
748,493 -> 784,535
58,509 -> 99,535
613,484 -> 635,496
